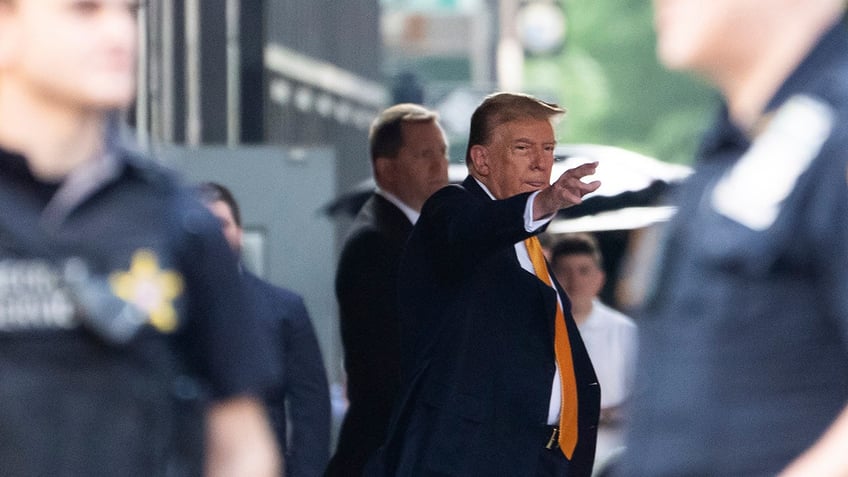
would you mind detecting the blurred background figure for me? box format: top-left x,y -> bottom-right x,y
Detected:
620,0 -> 848,476
549,233 -> 637,470
325,103 -> 449,477
198,182 -> 332,477
0,1 -> 280,476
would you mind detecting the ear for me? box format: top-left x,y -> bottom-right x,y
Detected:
236,227 -> 245,252
373,156 -> 393,186
468,145 -> 490,176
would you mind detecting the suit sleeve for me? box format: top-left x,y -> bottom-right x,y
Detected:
419,185 -> 539,271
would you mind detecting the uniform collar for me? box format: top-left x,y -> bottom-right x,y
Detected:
697,103 -> 751,162
0,143 -> 138,229
41,149 -> 128,227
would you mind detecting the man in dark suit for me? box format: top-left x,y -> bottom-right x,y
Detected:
199,182 -> 332,477
326,104 -> 450,476
372,92 -> 601,477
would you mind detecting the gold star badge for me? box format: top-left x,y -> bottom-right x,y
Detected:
109,249 -> 184,333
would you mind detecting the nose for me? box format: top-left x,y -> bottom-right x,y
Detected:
529,147 -> 544,170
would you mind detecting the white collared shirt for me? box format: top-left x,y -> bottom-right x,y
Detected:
376,188 -> 420,225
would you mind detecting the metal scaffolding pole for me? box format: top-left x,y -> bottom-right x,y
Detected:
135,1 -> 149,149
185,0 -> 202,146
226,0 -> 241,147
160,0 -> 175,144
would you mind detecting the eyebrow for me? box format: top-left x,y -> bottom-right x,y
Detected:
512,138 -> 556,146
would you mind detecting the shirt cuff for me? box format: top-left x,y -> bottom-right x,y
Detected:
524,190 -> 554,232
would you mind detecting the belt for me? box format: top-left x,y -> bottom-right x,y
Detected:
545,425 -> 560,450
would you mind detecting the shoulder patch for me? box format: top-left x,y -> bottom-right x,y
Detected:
711,95 -> 835,230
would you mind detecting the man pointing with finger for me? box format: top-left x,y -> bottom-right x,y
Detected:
370,92 -> 601,477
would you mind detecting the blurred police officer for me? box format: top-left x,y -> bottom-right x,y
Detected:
620,1 -> 848,476
0,1 -> 280,476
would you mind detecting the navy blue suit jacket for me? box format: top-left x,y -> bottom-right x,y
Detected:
372,178 -> 600,477
243,271 -> 331,477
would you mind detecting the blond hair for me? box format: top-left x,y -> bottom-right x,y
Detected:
465,92 -> 564,164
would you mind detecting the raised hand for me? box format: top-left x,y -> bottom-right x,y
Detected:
533,161 -> 601,219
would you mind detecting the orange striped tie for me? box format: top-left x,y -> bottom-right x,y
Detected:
524,236 -> 578,458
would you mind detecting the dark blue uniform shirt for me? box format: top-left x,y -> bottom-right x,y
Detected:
621,17 -> 848,477
0,146 -> 277,476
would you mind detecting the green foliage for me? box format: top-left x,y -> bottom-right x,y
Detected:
524,0 -> 716,164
